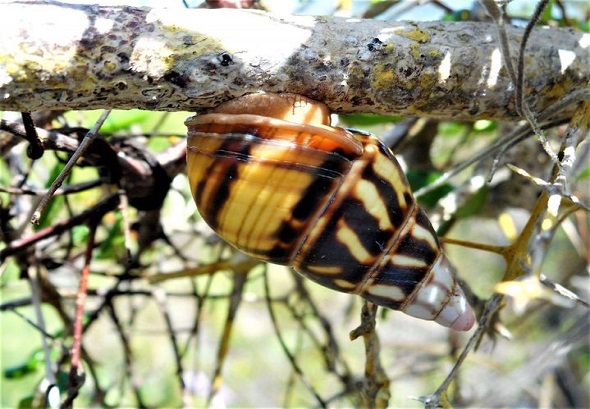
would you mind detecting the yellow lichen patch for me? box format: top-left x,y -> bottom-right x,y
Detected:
382,43 -> 395,54
398,27 -> 431,43
418,70 -> 437,89
103,61 -> 118,72
3,44 -> 67,83
178,35 -> 222,60
369,64 -> 394,90
346,61 -> 366,82
540,79 -> 570,101
409,43 -> 423,60
1,60 -> 28,82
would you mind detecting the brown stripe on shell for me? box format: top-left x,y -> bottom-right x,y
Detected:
187,128 -> 354,263
294,132 -> 420,294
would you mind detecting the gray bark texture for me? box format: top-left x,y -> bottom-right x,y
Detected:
0,2 -> 588,120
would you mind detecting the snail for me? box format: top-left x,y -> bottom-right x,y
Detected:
185,93 -> 475,331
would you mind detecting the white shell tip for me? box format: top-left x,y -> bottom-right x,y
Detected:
448,306 -> 476,331
435,292 -> 476,331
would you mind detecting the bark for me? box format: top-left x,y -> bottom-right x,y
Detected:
0,1 -> 588,120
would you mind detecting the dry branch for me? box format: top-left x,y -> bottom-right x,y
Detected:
0,2 -> 588,120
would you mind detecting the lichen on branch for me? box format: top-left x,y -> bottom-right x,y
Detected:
0,2 -> 588,120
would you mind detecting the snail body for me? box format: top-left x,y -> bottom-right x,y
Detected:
186,93 -> 475,331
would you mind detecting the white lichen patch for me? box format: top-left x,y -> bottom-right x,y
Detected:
486,48 -> 502,88
147,9 -> 312,67
557,49 -> 576,74
0,5 -> 90,79
437,50 -> 451,83
131,36 -> 175,76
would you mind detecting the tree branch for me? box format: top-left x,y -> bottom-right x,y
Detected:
0,2 -> 587,120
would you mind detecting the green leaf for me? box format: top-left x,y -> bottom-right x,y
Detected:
71,225 -> 90,245
73,110 -> 151,134
406,170 -> 454,208
17,395 -> 36,409
96,214 -> 125,260
578,166 -> 590,180
442,9 -> 472,22
437,121 -> 469,138
540,0 -> 555,23
339,114 -> 402,127
473,119 -> 497,133
454,185 -> 489,219
0,260 -> 20,285
3,349 -> 43,379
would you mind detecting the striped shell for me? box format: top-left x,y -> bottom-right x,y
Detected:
186,93 -> 475,331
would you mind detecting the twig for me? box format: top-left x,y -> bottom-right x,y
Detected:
106,300 -> 146,408
479,0 -> 560,174
66,223 -> 97,408
263,266 -> 328,408
349,302 -> 390,409
21,112 -> 44,159
539,274 -> 590,309
207,272 -> 248,406
0,179 -> 103,196
2,302 -> 55,338
27,264 -> 58,407
415,89 -> 590,198
0,194 -> 120,263
516,0 -> 550,115
421,294 -> 504,408
506,0 -> 560,167
31,110 -> 111,224
152,287 -> 190,408
288,273 -> 352,378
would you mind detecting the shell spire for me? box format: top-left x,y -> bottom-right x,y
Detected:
401,254 -> 475,331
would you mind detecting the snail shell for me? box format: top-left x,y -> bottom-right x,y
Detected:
186,93 -> 475,331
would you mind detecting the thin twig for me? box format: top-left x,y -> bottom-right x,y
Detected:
66,223 -> 97,406
263,266 -> 328,408
106,300 -> 146,408
349,302 -> 390,409
479,0 -> 560,173
5,307 -> 56,338
152,288 -> 189,408
422,294 -> 504,408
415,89 -> 590,198
21,112 -> 44,159
207,272 -> 248,405
31,110 -> 111,224
0,179 -> 103,196
516,0 -> 550,115
27,265 -> 58,404
0,194 -> 120,262
288,273 -> 352,378
509,0 -> 560,167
